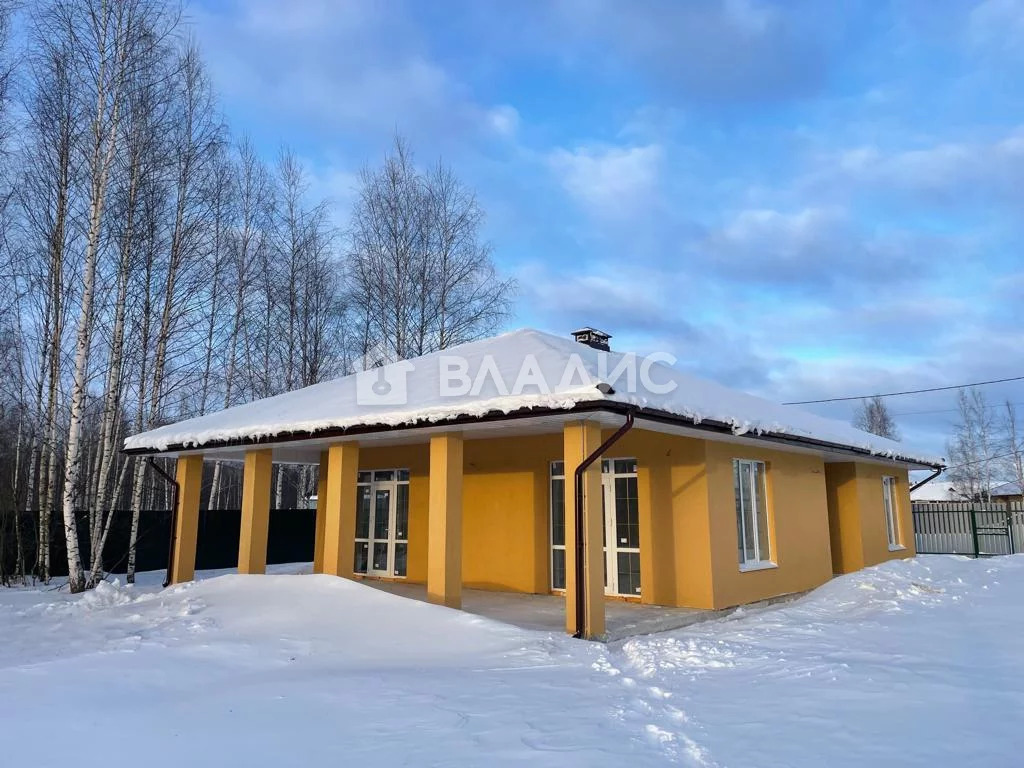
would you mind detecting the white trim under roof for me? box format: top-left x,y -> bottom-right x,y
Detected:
165,409 -> 938,471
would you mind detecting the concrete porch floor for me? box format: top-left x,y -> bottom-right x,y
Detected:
360,580 -> 723,642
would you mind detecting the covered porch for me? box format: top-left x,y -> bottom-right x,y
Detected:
360,579 -> 724,642
164,412 -> 636,640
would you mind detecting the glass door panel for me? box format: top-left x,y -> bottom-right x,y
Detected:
394,483 -> 409,576
373,489 -> 390,539
601,486 -> 610,590
354,542 -> 369,574
393,543 -> 408,577
603,466 -> 641,597
354,486 -> 372,574
371,542 -> 389,573
367,488 -> 392,576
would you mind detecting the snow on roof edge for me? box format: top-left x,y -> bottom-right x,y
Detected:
124,328 -> 944,467
124,388 -> 603,453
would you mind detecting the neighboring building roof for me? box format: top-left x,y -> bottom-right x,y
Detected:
991,481 -> 1023,498
910,480 -> 963,502
124,328 -> 943,467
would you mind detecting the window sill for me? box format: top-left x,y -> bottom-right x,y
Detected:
888,544 -> 907,552
739,561 -> 778,573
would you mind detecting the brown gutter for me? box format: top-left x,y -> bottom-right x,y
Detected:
572,409 -> 634,639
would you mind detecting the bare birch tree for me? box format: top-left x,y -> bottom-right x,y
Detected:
125,42 -> 223,581
208,137 -> 272,509
852,395 -> 900,440
1001,402 -> 1024,500
349,135 -> 513,363
0,6 -> 519,584
269,148 -> 341,505
55,0 -> 178,591
18,2 -> 84,581
947,387 -> 998,502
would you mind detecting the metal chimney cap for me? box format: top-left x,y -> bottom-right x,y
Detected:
571,327 -> 611,351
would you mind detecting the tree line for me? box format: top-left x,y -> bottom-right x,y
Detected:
0,0 -> 514,589
853,391 -> 1024,502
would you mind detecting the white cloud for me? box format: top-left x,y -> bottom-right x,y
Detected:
190,0 -> 508,148
486,105 -> 520,139
548,143 -> 663,217
303,159 -> 361,228
969,0 -> 1024,53
239,0 -> 377,36
550,0 -> 830,103
720,207 -> 844,249
723,0 -> 775,34
807,127 -> 1024,207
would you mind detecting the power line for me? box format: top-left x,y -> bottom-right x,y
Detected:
893,401 -> 1024,418
942,449 -> 1020,472
784,375 -> 1024,405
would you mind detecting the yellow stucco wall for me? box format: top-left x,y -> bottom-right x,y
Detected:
462,435 -> 556,592
703,440 -> 835,610
825,462 -> 864,573
359,435 -> 558,593
592,430 -> 836,611
825,462 -> 915,573
616,430 -> 712,608
348,429 -> 913,611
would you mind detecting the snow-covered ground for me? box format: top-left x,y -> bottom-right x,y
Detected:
2,557 -> 1023,767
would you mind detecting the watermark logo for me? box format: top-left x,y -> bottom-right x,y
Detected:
355,360 -> 415,405
355,351 -> 676,407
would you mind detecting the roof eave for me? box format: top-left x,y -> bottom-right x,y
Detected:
122,400 -> 944,470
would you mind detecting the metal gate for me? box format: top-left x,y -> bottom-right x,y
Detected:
912,501 -> 1024,557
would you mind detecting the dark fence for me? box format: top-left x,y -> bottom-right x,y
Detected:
912,501 -> 1024,557
1,507 -> 316,578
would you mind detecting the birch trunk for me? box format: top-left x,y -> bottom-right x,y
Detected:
60,0 -> 132,593
88,111 -> 145,585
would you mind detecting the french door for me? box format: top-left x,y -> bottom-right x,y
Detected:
601,459 -> 641,597
549,458 -> 641,597
354,469 -> 409,578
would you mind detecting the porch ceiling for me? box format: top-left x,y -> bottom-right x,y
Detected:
180,411 -> 623,464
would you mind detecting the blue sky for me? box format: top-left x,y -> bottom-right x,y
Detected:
187,0 -> 1024,457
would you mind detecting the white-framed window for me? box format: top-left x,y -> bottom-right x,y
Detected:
882,475 -> 901,549
734,459 -> 773,569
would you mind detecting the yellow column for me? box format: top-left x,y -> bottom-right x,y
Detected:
170,453 -> 204,585
427,432 -> 463,608
563,421 -> 605,639
322,441 -> 360,577
238,449 -> 273,574
312,450 -> 328,574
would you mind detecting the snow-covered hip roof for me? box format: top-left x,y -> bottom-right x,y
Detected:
123,328 -> 943,467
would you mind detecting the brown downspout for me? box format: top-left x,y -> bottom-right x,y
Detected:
910,467 -> 943,493
573,408 -> 635,639
146,457 -> 180,588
